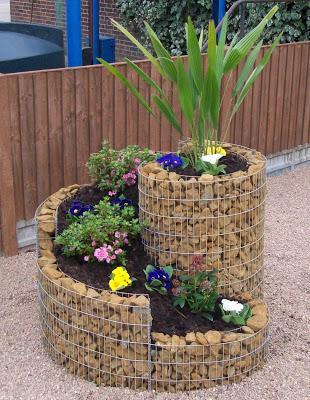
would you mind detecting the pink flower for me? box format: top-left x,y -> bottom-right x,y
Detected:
84,255 -> 89,262
124,238 -> 129,245
107,245 -> 113,251
122,171 -> 136,186
108,190 -> 117,196
134,158 -> 141,165
114,249 -> 123,255
115,231 -> 121,238
91,240 -> 96,247
111,255 -> 116,260
121,232 -> 128,238
94,247 -> 109,262
106,257 -> 111,263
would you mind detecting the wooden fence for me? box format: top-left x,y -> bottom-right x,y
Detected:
0,41 -> 309,255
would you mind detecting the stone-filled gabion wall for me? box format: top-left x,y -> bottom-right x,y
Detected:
139,144 -> 266,298
36,185 -> 269,392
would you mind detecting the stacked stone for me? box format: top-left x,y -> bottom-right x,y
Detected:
139,144 -> 266,298
36,166 -> 269,392
150,298 -> 268,392
36,187 -> 151,390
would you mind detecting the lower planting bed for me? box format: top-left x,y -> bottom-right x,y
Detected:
36,185 -> 269,392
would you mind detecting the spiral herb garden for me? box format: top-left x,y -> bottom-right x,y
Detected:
37,7 -> 279,392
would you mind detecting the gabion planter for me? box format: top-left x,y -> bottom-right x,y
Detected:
139,144 -> 266,298
36,185 -> 269,392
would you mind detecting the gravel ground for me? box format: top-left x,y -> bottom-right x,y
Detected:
0,167 -> 309,400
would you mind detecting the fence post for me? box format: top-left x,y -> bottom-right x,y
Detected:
213,0 -> 226,26
0,77 -> 18,256
66,0 -> 82,67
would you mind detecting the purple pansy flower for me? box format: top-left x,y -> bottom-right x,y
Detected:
110,197 -> 133,209
69,201 -> 93,217
157,153 -> 183,170
148,269 -> 171,290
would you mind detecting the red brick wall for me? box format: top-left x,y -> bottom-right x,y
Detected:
10,0 -> 142,61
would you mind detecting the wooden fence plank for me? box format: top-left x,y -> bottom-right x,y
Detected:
280,46 -> 294,152
288,44 -> 302,150
34,72 -> 50,204
7,76 -> 24,220
0,77 -> 18,255
149,65 -> 161,151
137,63 -> 151,148
48,71 -> 64,193
101,69 -> 114,145
296,45 -> 309,147
273,45 -> 286,154
114,64 -> 127,149
19,74 -> 37,220
75,69 -> 90,183
62,69 -> 77,186
89,67 -> 103,154
126,64 -> 139,145
265,48 -> 279,155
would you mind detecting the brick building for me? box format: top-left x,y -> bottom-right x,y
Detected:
10,0 -> 141,61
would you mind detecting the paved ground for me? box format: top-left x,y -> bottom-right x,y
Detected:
0,167 -> 309,400
0,0 -> 10,22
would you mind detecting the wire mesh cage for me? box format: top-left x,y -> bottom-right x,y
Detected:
139,143 -> 266,298
35,182 -> 269,392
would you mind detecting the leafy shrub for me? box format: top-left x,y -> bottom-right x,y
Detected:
87,141 -> 155,192
55,197 -> 141,265
116,0 -> 309,55
172,271 -> 218,321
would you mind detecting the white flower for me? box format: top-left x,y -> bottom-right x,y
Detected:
201,153 -> 224,165
221,299 -> 244,314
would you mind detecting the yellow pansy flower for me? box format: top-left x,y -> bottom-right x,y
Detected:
206,146 -> 226,156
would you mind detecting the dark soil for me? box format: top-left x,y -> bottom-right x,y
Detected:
56,184 -> 238,336
176,151 -> 248,177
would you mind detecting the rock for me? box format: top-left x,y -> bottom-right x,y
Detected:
156,170 -> 169,180
251,303 -> 268,317
171,335 -> 180,346
39,222 -> 55,234
152,332 -> 169,343
59,277 -> 75,290
246,315 -> 267,332
242,326 -> 255,334
109,293 -> 124,305
209,364 -> 224,380
40,249 -> 56,263
185,332 -> 196,343
142,162 -> 162,174
131,295 -> 149,307
38,239 -> 53,251
39,207 -> 54,216
195,332 -> 208,345
42,266 -> 63,280
37,256 -> 52,268
71,282 -> 87,296
86,288 -> 100,298
205,330 -> 222,345
169,172 -> 180,181
222,332 -> 238,343
198,174 -> 214,182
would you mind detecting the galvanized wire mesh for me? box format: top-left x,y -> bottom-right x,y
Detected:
35,179 -> 269,392
139,144 -> 266,298
37,264 -> 269,392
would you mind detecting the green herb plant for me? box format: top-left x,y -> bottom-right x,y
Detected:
99,7 -> 282,174
172,271 -> 218,321
87,141 -> 154,192
55,197 -> 141,264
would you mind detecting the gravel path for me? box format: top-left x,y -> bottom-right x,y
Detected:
0,167 -> 309,400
